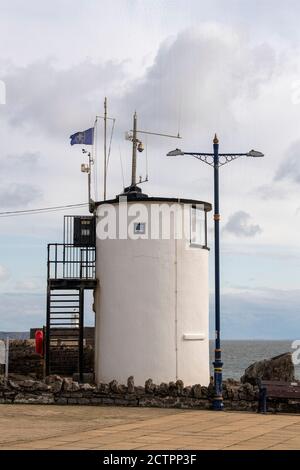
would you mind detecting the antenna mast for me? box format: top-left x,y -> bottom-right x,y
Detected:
104,97 -> 107,200
125,111 -> 181,192
131,111 -> 138,188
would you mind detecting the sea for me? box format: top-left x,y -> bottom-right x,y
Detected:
209,340 -> 300,380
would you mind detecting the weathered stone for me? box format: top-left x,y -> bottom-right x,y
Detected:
117,384 -> 127,394
192,384 -> 202,399
54,397 -> 68,404
63,378 -> 80,392
238,383 -> 255,401
72,372 -> 94,383
102,397 -> 115,405
14,393 -> 54,404
200,386 -> 208,398
37,383 -> 50,392
135,386 -> 145,396
241,352 -> 295,385
145,378 -> 155,394
109,380 -> 119,393
207,380 -> 215,398
158,382 -> 169,396
17,379 -> 36,389
90,397 -> 103,404
127,376 -> 135,394
175,380 -> 184,396
7,380 -> 20,390
79,383 -> 96,392
77,398 -> 92,405
45,375 -> 63,393
97,382 -> 109,394
168,381 -> 178,396
183,386 -> 192,397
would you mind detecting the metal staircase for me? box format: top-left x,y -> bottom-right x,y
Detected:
46,289 -> 84,377
45,216 -> 97,379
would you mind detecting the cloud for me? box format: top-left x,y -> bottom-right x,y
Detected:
1,59 -> 127,137
0,26 -> 278,143
209,287 -> 300,339
275,140 -> 300,183
121,28 -> 277,137
0,265 -> 9,282
1,152 -> 40,173
0,292 -> 45,330
254,184 -> 287,200
15,279 -> 41,292
224,211 -> 262,237
0,182 -> 42,208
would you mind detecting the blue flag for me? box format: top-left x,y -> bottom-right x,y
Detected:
70,128 -> 94,146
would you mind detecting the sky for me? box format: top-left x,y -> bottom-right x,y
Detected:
0,0 -> 300,339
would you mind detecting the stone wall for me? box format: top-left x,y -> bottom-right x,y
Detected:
1,375 -> 300,413
7,340 -> 94,378
8,340 -> 44,378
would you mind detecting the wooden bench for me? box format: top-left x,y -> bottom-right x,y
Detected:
258,380 -> 300,413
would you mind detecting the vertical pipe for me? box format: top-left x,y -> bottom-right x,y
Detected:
212,134 -> 223,410
79,288 -> 84,382
5,336 -> 9,380
55,244 -> 57,279
88,156 -> 91,208
131,112 -> 137,188
104,97 -> 107,200
45,283 -> 50,376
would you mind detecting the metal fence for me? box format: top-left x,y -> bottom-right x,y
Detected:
47,244 -> 96,280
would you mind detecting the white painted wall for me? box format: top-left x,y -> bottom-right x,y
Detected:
94,201 -> 210,386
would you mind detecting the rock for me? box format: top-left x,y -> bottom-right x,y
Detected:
207,378 -> 215,398
145,378 -> 155,394
241,352 -> 295,385
238,383 -> 255,401
192,384 -> 202,399
79,383 -> 95,392
176,380 -> 184,396
127,376 -> 135,394
63,378 -> 80,392
7,380 -> 20,390
168,381 -> 178,396
18,379 -> 36,389
109,379 -> 119,393
72,373 -> 94,383
117,384 -> 127,394
97,382 -> 109,394
45,375 -> 63,393
14,393 -> 54,404
183,386 -> 192,397
158,382 -> 169,396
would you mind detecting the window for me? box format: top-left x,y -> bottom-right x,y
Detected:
190,207 -> 206,246
134,222 -> 146,234
81,229 -> 90,237
73,216 -> 95,246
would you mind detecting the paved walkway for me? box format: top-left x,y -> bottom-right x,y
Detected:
0,405 -> 299,450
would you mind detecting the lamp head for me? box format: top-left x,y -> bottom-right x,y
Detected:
247,149 -> 264,158
166,148 -> 184,157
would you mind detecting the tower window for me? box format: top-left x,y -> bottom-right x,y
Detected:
134,222 -> 146,234
190,207 -> 206,247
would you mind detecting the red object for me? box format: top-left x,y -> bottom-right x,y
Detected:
35,330 -> 44,356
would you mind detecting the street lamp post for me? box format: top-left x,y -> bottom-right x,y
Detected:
167,136 -> 264,411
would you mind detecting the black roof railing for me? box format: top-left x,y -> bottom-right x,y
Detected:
47,243 -> 96,281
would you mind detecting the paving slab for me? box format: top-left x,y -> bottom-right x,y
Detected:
0,405 -> 299,450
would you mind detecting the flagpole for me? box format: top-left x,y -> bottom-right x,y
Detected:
104,97 -> 107,200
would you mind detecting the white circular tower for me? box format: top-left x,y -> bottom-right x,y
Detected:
94,190 -> 212,386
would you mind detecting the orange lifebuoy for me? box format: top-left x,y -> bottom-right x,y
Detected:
35,330 -> 44,356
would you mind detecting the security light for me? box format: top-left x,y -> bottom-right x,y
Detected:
166,148 -> 184,156
247,149 -> 264,158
